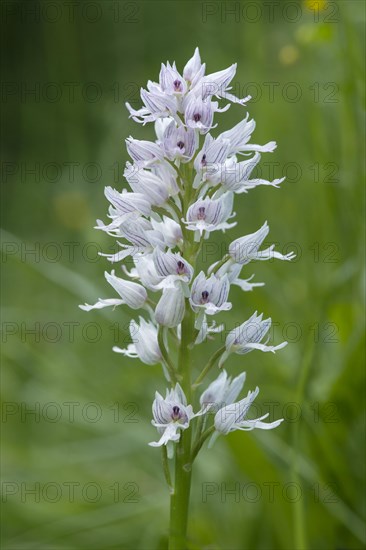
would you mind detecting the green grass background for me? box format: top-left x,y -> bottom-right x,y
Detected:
1,1 -> 365,548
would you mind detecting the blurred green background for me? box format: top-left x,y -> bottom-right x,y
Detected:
1,0 -> 365,548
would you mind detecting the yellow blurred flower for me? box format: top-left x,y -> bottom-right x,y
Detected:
279,45 -> 300,66
304,0 -> 328,11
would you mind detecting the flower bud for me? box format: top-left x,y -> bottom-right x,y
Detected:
126,137 -> 163,166
155,286 -> 185,328
105,271 -> 147,310
113,317 -> 162,365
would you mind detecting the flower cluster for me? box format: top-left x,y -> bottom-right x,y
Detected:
80,48 -> 294,450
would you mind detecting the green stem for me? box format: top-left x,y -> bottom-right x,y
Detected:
162,445 -> 173,493
210,254 -> 231,275
158,326 -> 179,384
168,327 -> 180,344
168,198 -> 184,223
191,425 -> 215,462
169,304 -> 194,550
169,431 -> 192,549
167,159 -> 185,184
192,345 -> 226,388
168,149 -> 202,550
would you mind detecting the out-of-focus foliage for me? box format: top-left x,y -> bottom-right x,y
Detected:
1,1 -> 365,549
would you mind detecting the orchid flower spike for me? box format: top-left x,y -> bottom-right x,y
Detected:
80,48 -> 293,473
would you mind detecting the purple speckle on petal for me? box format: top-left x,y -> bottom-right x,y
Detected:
173,79 -> 183,92
177,260 -> 186,274
201,290 -> 210,303
197,207 -> 206,220
172,405 -> 181,420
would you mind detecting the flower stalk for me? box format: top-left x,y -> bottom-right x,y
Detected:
193,345 -> 226,388
169,248 -> 195,548
80,47 -> 295,549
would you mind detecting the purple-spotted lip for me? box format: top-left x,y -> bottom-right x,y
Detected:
176,260 -> 189,275
197,207 -> 206,220
172,405 -> 180,419
171,405 -> 188,423
173,79 -> 183,92
200,290 -> 210,303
